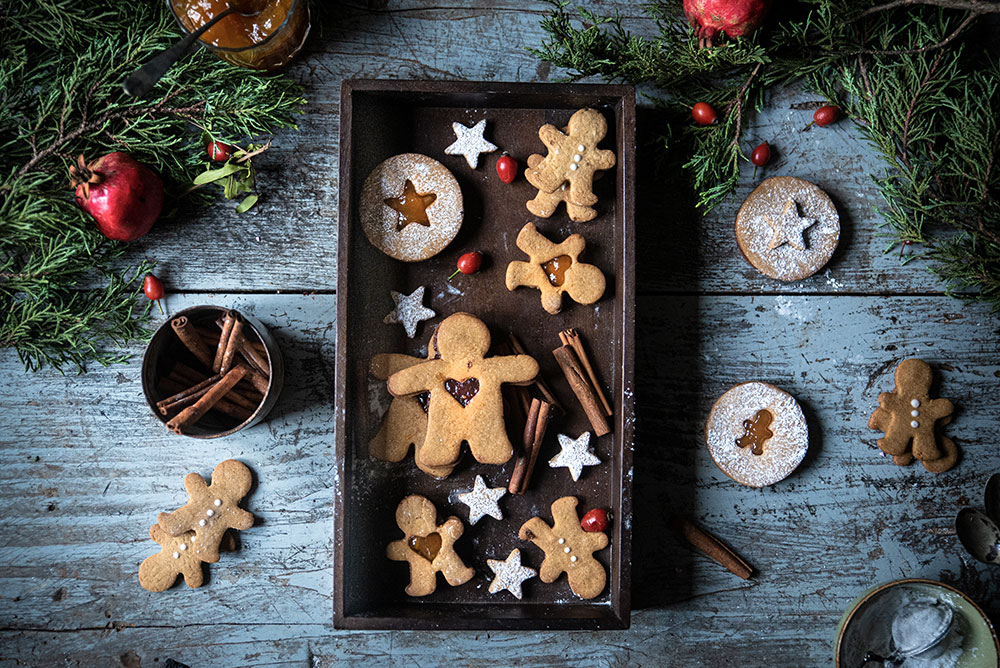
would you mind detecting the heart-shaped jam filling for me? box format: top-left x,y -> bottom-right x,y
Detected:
444,378 -> 479,407
542,254 -> 573,287
408,532 -> 442,561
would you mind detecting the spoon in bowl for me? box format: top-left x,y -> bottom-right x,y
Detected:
861,601 -> 955,667
956,507 -> 1000,565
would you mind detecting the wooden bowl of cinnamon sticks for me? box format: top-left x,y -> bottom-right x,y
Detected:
141,305 -> 284,438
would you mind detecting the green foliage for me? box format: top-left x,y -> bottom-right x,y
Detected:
0,0 -> 305,372
534,0 -> 1000,313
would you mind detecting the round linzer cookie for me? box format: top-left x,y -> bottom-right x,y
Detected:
361,153 -> 463,262
705,382 -> 808,487
735,176 -> 840,282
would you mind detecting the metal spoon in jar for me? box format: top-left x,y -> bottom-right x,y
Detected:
123,2 -> 262,97
860,601 -> 955,667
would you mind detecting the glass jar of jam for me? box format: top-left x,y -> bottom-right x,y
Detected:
168,0 -> 310,71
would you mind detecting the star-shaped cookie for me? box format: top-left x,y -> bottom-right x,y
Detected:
766,198 -> 816,251
549,432 -> 601,481
486,548 -> 537,599
445,119 -> 497,169
384,286 -> 436,338
456,474 -> 506,525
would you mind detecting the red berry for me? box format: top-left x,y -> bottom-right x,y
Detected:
750,141 -> 771,167
813,105 -> 839,127
448,251 -> 483,280
691,102 -> 717,126
581,508 -> 610,533
143,274 -> 165,314
207,141 -> 232,162
496,153 -> 517,184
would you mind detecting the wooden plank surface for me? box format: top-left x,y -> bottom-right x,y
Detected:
2,2 -> 999,666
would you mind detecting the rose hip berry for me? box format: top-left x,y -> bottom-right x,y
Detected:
496,153 -> 517,184
207,141 -> 233,162
448,251 -> 483,280
750,141 -> 771,167
691,102 -> 717,126
143,274 -> 165,314
581,508 -> 610,533
813,105 -> 839,127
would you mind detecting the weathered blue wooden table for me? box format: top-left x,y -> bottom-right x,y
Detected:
2,3 -> 998,666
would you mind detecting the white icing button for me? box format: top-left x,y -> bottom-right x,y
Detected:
179,544 -> 187,551
577,144 -> 585,152
573,154 -> 582,162
910,420 -> 920,428
191,535 -> 196,541
557,538 -> 565,544
563,547 -> 571,554
214,499 -> 222,506
198,519 -> 206,527
911,399 -> 920,408
206,509 -> 214,517
172,552 -> 180,559
911,410 -> 919,417
569,163 -> 578,171
570,555 -> 578,563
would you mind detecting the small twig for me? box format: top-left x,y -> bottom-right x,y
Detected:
726,62 -> 763,154
899,51 -> 944,171
848,14 -> 977,56
852,0 -> 1000,20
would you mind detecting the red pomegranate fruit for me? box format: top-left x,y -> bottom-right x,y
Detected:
69,153 -> 164,242
683,0 -> 772,48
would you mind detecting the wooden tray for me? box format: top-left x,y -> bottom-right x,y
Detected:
334,80 -> 635,630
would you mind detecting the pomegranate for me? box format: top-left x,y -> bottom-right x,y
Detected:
70,153 -> 164,242
683,0 -> 772,47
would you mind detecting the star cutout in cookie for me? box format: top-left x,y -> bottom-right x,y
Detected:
383,286 -> 435,338
457,474 -> 506,525
487,548 -> 537,599
766,198 -> 816,251
549,432 -> 601,482
445,119 -> 497,169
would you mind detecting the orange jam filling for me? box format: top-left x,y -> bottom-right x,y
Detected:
542,255 -> 573,287
384,180 -> 436,231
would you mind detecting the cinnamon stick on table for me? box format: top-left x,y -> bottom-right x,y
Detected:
553,345 -> 610,437
671,518 -> 754,580
509,398 -> 553,494
166,364 -> 249,435
559,328 -> 611,417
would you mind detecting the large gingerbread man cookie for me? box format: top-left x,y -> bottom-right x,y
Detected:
387,313 -> 539,468
386,495 -> 474,597
527,108 -> 616,207
369,353 -> 454,478
525,153 -> 599,222
519,496 -> 609,599
137,525 -> 236,592
505,222 -> 606,315
868,358 -> 956,470
157,459 -> 255,563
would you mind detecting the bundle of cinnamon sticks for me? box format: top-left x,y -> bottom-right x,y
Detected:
552,328 -> 612,437
157,310 -> 270,435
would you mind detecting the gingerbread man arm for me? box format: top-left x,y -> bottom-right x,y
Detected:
387,361 -> 440,397
371,353 -> 422,380
867,405 -> 891,431
924,397 -> 954,421
592,148 -> 616,171
482,354 -> 539,386
436,517 -> 475,586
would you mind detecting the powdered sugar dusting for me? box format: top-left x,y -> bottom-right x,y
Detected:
736,176 -> 839,282
361,153 -> 463,262
705,382 -> 808,487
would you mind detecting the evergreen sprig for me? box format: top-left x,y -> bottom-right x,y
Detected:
533,0 -> 1000,313
0,0 -> 306,372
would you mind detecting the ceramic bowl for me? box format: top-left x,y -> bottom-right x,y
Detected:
141,305 -> 284,438
835,578 -> 999,667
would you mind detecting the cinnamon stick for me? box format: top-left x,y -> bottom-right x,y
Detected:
167,364 -> 249,434
160,376 -> 252,422
671,518 -> 754,580
552,345 -> 610,437
213,311 -> 238,373
559,328 -> 611,417
219,313 -> 245,374
156,373 -> 222,414
171,362 -> 261,410
509,398 -> 552,494
171,316 -> 214,370
198,326 -> 268,362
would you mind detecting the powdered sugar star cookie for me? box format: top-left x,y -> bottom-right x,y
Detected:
487,548 -> 537,599
766,198 -> 816,251
384,286 -> 436,338
457,474 -> 506,525
549,432 -> 601,481
445,119 -> 497,169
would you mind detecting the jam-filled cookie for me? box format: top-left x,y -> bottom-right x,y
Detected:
361,153 -> 463,262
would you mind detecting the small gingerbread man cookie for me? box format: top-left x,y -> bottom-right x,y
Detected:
387,313 -> 539,468
528,108 -> 616,208
519,496 -> 608,600
505,222 -> 606,315
369,353 -> 454,478
525,153 -> 599,222
157,459 -> 255,564
868,358 -> 955,468
137,526 -> 236,592
386,495 -> 475,597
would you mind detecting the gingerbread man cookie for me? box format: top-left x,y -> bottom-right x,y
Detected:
519,496 -> 608,600
527,108 -> 616,208
868,358 -> 956,470
525,153 -> 599,222
138,526 -> 236,592
505,222 -> 606,315
386,495 -> 475,596
387,313 -> 539,468
157,459 -> 255,563
369,353 -> 454,478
